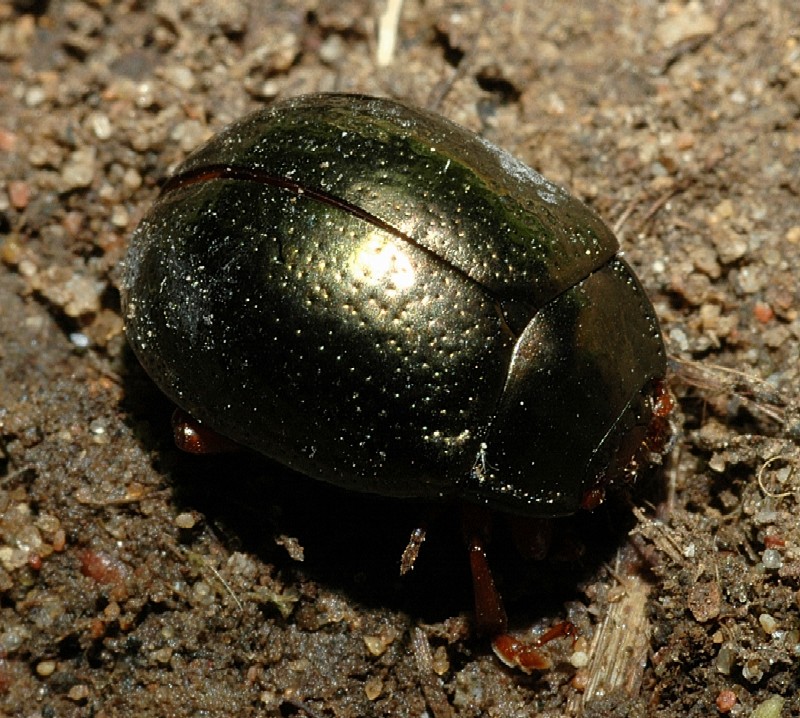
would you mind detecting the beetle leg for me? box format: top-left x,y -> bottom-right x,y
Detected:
463,506 -> 578,671
462,506 -> 508,636
492,621 -> 577,673
171,408 -> 242,454
467,532 -> 508,636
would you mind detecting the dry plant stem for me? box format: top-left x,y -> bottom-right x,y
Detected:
413,627 -> 454,718
376,0 -> 404,67
667,356 -> 792,430
567,546 -> 652,715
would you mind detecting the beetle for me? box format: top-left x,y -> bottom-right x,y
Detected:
122,93 -> 672,669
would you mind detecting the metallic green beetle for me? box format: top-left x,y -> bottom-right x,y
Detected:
122,93 -> 668,517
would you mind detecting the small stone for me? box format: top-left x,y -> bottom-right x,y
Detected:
675,132 -> 695,150
52,529 -> 66,552
715,689 -> 736,713
88,112 -> 112,140
737,266 -> 765,294
364,675 -> 382,700
758,613 -> 778,635
191,580 -> 214,606
762,549 -> 782,570
364,635 -> 387,656
175,512 -> 196,529
68,684 -> 90,701
32,267 -> 103,317
708,453 -> 726,473
36,660 -> 56,676
152,647 -> 173,664
274,534 -> 304,562
7,180 -> 30,209
319,34 -> 344,64
570,650 -> 589,668
711,227 -> 748,264
111,205 -> 129,228
687,580 -> 721,622
70,332 -> 90,348
655,6 -> 717,48
752,695 -> 785,718
171,119 -> 209,152
0,128 -> 17,152
0,626 -> 27,654
431,645 -> 450,675
25,86 -> 45,107
61,148 -> 97,190
742,657 -> 764,683
163,66 -> 195,91
123,167 -> 142,190
715,645 -> 734,675
713,199 -> 735,219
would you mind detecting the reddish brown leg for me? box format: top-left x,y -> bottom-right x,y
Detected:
462,505 -> 507,636
171,408 -> 241,454
462,506 -> 577,673
492,621 -> 576,673
467,531 -> 508,636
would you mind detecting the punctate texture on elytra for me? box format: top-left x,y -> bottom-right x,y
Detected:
122,93 -> 667,517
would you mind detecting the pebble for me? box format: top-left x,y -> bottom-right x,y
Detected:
570,649 -> 589,668
715,689 -> 737,713
163,66 -> 195,91
762,549 -> 782,570
0,128 -> 17,152
61,148 -> 97,190
751,695 -> 785,718
7,180 -> 30,209
88,112 -> 113,140
69,332 -> 90,348
111,205 -> 129,228
24,86 -> 46,107
190,580 -> 214,607
758,613 -> 778,634
68,684 -> 90,701
174,512 -> 197,529
31,267 -> 102,317
171,120 -> 209,153
655,6 -> 717,48
431,645 -> 450,675
123,167 -> 142,190
36,660 -> 56,677
152,647 -> 173,664
364,675 -> 382,700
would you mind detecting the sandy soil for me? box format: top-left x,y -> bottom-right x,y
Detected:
1,1 -> 799,716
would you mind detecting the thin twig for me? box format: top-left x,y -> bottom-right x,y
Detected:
376,0 -> 404,67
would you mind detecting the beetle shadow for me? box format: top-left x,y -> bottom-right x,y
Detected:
121,351 -> 667,627
173,455 -> 476,619
120,351 -> 471,619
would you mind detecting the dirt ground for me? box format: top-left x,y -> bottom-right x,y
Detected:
1,1 -> 800,716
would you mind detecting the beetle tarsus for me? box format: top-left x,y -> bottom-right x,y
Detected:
492,621 -> 577,673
